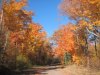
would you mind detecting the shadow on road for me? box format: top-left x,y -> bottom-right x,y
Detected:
16,65 -> 65,75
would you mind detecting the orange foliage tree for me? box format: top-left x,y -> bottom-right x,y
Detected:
53,24 -> 76,64
60,0 -> 100,65
0,0 -> 52,68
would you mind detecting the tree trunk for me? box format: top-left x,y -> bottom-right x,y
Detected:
94,40 -> 97,56
0,10 -> 3,32
85,37 -> 88,55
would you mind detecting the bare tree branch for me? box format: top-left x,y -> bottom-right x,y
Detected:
86,27 -> 99,38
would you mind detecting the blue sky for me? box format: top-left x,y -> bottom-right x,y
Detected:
27,0 -> 71,37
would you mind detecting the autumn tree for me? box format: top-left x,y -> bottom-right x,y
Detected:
0,0 -> 44,69
0,0 -> 54,69
53,24 -> 76,64
0,0 -> 32,54
0,0 -> 34,69
60,0 -> 100,66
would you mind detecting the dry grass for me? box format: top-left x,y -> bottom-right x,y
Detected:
63,64 -> 100,75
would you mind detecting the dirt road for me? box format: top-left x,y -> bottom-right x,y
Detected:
18,65 -> 100,75
36,65 -> 100,75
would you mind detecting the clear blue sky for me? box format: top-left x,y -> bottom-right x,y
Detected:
27,0 -> 72,37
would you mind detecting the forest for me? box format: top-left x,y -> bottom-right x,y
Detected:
0,0 -> 100,75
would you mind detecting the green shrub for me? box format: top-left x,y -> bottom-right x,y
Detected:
16,54 -> 32,70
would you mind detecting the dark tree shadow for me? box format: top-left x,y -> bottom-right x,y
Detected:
15,65 -> 65,75
0,65 -> 65,75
